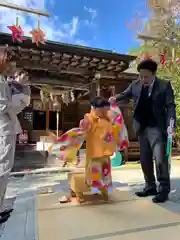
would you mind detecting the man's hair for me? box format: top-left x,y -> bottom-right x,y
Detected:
137,59 -> 158,73
90,96 -> 110,108
15,69 -> 28,77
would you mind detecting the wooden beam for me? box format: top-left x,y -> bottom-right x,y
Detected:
137,33 -> 180,45
0,2 -> 50,17
17,61 -> 90,75
17,61 -> 128,79
6,46 -> 133,76
32,77 -> 132,88
30,77 -> 89,90
30,73 -> 134,90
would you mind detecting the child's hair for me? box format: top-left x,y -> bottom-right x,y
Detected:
90,96 -> 110,108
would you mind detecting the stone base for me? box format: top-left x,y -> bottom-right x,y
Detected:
68,171 -> 89,194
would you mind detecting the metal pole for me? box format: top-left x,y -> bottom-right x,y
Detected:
0,2 -> 50,17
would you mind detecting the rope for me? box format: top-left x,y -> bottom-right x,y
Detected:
33,78 -> 98,95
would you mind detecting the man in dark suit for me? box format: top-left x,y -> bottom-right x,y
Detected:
109,59 -> 176,203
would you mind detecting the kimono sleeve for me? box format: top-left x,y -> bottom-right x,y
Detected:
0,81 -> 13,115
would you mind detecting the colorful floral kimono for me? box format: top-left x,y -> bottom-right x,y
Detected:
85,156 -> 112,193
49,104 -> 128,193
84,110 -> 116,192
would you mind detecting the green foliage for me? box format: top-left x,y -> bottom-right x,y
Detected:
156,40 -> 180,139
127,2 -> 180,140
128,35 -> 180,137
175,99 -> 180,139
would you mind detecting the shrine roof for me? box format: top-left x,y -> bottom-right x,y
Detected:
0,32 -> 136,76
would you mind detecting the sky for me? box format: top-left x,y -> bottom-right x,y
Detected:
0,0 -> 150,54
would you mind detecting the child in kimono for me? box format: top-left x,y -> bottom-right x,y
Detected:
80,96 -> 116,200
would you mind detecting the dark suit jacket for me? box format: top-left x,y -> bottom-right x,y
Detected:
115,77 -> 176,135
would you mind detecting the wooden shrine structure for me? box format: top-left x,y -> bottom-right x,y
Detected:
0,32 -> 138,146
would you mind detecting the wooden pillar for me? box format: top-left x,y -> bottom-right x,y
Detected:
111,86 -> 115,96
46,104 -> 49,131
89,75 -> 100,99
75,100 -> 79,126
45,103 -> 49,130
90,81 -> 97,99
61,101 -> 64,132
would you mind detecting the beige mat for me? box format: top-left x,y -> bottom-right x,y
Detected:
37,197 -> 180,240
36,189 -> 137,211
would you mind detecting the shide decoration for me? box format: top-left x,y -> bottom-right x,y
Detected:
7,16 -> 26,42
7,15 -> 46,46
5,3 -> 49,46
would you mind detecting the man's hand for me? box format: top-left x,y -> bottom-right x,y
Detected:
109,96 -> 116,104
167,118 -> 175,136
79,116 -> 91,131
167,126 -> 174,136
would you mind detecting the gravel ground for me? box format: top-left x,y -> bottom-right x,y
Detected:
0,161 -> 180,238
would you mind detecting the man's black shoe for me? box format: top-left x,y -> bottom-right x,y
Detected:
135,189 -> 157,197
0,209 -> 13,217
152,193 -> 168,203
0,214 -> 10,224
